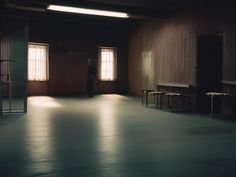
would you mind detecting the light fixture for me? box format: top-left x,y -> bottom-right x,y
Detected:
47,5 -> 129,18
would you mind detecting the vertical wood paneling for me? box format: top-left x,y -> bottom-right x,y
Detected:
223,16 -> 236,81
1,36 -> 9,60
221,15 -> 236,115
128,14 -> 197,95
128,10 -> 236,115
128,28 -> 142,95
1,36 -> 10,86
28,19 -> 129,96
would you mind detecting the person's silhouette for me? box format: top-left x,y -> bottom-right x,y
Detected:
87,58 -> 96,97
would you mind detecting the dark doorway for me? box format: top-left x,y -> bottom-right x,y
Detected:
196,34 -> 223,113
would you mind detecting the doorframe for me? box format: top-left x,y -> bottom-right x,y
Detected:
195,33 -> 224,113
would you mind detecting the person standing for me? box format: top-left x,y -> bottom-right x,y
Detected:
87,58 -> 96,97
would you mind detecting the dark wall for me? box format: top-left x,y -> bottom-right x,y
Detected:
1,16 -> 28,97
28,18 -> 129,96
128,10 -> 225,95
128,14 -> 197,95
223,15 -> 236,82
128,8 -> 236,115
221,14 -> 236,115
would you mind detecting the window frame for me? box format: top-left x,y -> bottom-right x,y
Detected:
98,46 -> 117,81
28,42 -> 49,81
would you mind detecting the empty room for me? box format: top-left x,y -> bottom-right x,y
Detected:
1,0 -> 236,177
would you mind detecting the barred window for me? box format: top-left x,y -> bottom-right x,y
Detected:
98,47 -> 117,81
28,43 -> 49,81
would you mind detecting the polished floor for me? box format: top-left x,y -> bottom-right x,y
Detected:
0,94 -> 236,177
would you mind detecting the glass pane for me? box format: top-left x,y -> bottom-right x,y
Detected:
8,25 -> 28,113
100,48 -> 116,81
28,43 -> 48,81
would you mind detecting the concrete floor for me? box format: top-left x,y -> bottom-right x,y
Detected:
0,94 -> 236,177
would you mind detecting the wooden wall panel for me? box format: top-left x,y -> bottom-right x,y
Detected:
222,15 -> 236,115
223,17 -> 236,81
128,28 -> 142,95
128,14 -> 197,95
128,10 -> 236,115
153,16 -> 196,84
28,81 -> 48,95
28,19 -> 129,96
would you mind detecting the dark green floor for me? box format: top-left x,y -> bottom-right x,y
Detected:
0,94 -> 236,177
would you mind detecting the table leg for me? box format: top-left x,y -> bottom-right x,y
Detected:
171,96 -> 173,112
210,95 -> 214,118
146,92 -> 148,107
156,94 -> 158,109
160,94 -> 162,109
142,93 -> 144,104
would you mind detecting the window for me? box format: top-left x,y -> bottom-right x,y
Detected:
28,43 -> 49,81
98,47 -> 117,81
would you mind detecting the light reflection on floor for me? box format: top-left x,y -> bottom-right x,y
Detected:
1,94 -> 236,177
98,100 -> 120,166
28,96 -> 62,108
98,102 -> 117,137
26,97 -> 56,175
100,94 -> 128,100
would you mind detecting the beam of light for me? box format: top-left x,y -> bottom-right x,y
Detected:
47,5 -> 129,18
29,96 -> 62,108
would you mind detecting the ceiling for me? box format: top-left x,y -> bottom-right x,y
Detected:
1,0 -> 236,19
89,0 -> 192,10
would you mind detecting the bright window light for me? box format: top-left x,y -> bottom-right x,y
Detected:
47,5 -> 129,18
99,47 -> 117,81
28,43 -> 49,81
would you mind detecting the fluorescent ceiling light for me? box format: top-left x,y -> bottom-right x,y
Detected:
47,5 -> 129,18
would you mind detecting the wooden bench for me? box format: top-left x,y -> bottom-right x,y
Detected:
205,80 -> 236,118
150,82 -> 192,112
